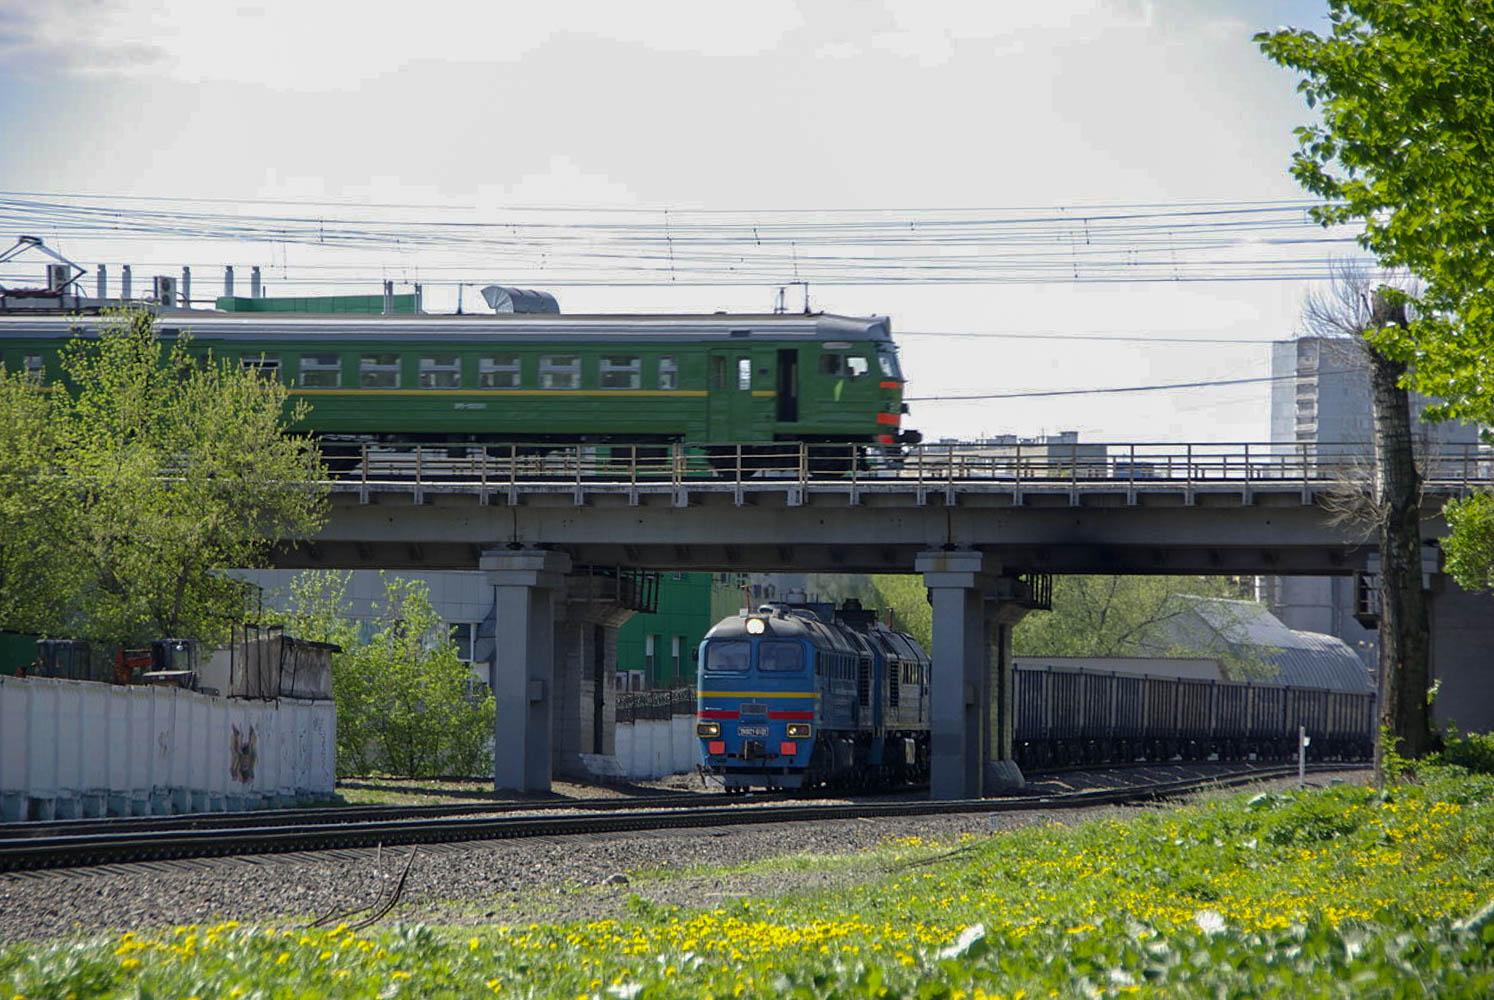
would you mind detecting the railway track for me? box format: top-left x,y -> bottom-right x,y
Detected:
0,763 -> 1363,873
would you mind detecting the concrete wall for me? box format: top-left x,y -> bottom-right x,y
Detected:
1428,578 -> 1494,734
0,676 -> 335,821
613,716 -> 696,780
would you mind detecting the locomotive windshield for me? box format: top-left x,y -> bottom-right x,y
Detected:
704,640 -> 749,673
756,640 -> 805,673
876,346 -> 902,380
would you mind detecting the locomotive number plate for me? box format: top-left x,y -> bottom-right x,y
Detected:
737,725 -> 768,737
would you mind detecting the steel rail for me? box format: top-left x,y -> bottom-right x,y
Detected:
0,763 -> 1363,873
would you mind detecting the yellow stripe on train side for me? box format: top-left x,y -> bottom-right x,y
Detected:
697,691 -> 820,699
291,388 -> 712,398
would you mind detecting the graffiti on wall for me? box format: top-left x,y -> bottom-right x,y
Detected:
230,724 -> 258,783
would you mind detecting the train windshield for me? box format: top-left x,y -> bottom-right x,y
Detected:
704,640 -> 750,673
876,345 -> 902,380
757,640 -> 804,673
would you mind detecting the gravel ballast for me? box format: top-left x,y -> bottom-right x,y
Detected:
0,769 -> 1366,946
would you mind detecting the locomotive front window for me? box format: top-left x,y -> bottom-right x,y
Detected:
360,353 -> 401,389
705,640 -> 749,673
599,355 -> 642,389
539,355 -> 580,389
658,356 -> 678,389
757,641 -> 804,673
419,354 -> 462,389
300,353 -> 342,388
479,355 -> 520,388
877,349 -> 901,379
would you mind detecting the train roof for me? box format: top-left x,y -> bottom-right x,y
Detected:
0,312 -> 894,345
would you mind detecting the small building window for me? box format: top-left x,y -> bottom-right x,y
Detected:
599,355 -> 641,389
479,355 -> 520,388
419,354 -> 461,389
360,353 -> 401,388
240,354 -> 280,379
658,356 -> 678,390
449,622 -> 476,663
539,355 -> 579,389
299,354 -> 341,388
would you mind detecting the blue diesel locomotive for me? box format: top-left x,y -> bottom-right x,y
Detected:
695,600 -> 931,792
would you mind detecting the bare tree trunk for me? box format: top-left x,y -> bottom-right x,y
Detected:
1369,293 -> 1433,760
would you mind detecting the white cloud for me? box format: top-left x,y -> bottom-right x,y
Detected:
1,0 -> 805,90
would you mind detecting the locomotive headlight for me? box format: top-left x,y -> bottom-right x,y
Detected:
745,617 -> 766,635
696,721 -> 721,738
785,722 -> 812,739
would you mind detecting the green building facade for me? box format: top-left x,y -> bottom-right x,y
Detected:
615,573 -> 720,690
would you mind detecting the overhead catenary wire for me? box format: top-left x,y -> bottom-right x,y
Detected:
905,367 -> 1364,403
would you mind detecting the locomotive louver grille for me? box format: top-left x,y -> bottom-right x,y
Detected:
740,702 -> 768,717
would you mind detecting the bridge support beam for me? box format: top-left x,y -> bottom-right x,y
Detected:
919,550 -> 994,799
483,548 -> 572,792
986,598 -> 1030,793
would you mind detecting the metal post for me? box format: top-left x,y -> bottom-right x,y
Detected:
180,266 -> 191,308
251,266 -> 262,298
121,265 -> 132,300
383,280 -> 394,315
1298,725 -> 1308,787
224,266 -> 235,298
413,283 -> 423,314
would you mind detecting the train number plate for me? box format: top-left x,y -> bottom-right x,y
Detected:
737,725 -> 768,737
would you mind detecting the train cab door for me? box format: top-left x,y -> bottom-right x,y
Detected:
707,349 -> 755,443
775,348 -> 799,423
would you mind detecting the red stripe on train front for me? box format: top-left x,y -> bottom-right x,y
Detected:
875,412 -> 901,426
879,380 -> 903,389
698,709 -> 740,720
768,710 -> 815,720
877,434 -> 895,444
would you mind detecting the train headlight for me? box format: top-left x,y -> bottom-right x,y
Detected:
785,722 -> 812,739
696,721 -> 721,738
745,617 -> 766,635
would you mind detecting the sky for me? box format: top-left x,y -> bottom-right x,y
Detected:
0,0 -> 1354,443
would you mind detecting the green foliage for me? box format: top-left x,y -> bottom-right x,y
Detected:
867,574 -> 932,651
1443,491 -> 1494,593
1438,727 -> 1494,775
7,770 -> 1494,997
1258,2 -> 1494,586
1380,723 -> 1414,783
0,367 -> 75,632
277,570 -> 494,778
0,308 -> 327,648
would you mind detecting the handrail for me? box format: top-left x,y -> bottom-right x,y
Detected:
321,440 -> 1494,494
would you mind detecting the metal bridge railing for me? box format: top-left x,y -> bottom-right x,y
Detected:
322,440 -> 1494,500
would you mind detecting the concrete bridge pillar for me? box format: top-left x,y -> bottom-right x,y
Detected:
918,550 -> 995,799
482,548 -> 572,792
986,596 -> 1030,792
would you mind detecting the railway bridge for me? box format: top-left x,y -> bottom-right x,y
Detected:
270,439 -> 1492,798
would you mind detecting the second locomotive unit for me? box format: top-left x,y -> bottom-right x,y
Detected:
696,600 -> 931,792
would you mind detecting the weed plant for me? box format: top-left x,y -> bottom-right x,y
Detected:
5,767 -> 1492,998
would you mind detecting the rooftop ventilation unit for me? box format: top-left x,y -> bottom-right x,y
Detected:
153,275 -> 178,307
481,285 -> 559,314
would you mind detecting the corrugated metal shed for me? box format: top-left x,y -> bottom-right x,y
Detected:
1178,596 -> 1374,692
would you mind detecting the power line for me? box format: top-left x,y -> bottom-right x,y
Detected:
905,367 -> 1363,402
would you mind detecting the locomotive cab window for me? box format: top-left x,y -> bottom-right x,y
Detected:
704,640 -> 749,673
757,641 -> 804,673
479,355 -> 520,388
539,355 -> 580,389
599,355 -> 641,389
299,353 -> 342,388
360,353 -> 401,389
419,354 -> 461,389
819,351 -> 871,378
877,348 -> 902,379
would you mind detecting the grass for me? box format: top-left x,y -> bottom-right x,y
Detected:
5,767 -> 1493,998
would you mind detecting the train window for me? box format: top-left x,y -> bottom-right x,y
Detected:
479,355 -> 520,388
758,641 -> 803,673
360,353 -> 401,389
819,353 -> 845,376
736,357 -> 752,390
705,640 -> 749,673
877,350 -> 901,379
658,356 -> 678,390
847,356 -> 869,378
419,354 -> 462,389
539,355 -> 580,389
300,354 -> 341,388
599,355 -> 641,389
22,354 -> 43,381
240,355 -> 280,379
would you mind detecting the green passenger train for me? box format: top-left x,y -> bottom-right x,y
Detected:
0,311 -> 917,454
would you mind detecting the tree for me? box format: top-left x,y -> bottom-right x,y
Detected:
1257,3 -> 1491,753
277,571 -> 495,778
0,367 -> 75,635
0,308 -> 328,648
1257,2 -> 1494,424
